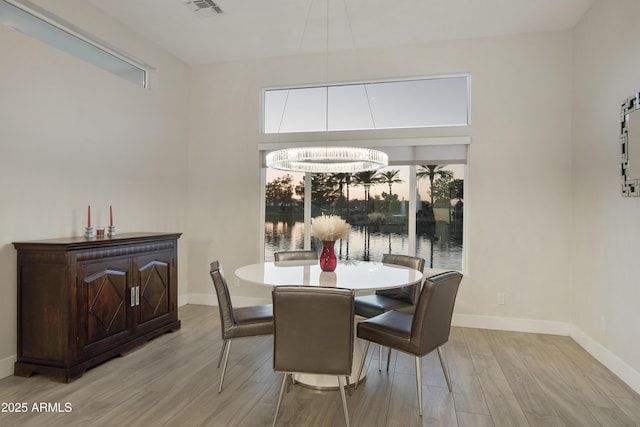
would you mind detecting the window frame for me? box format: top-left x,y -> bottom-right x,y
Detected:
259,137 -> 469,272
261,73 -> 471,135
259,74 -> 471,270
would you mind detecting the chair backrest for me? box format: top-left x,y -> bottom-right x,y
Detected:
272,286 -> 354,375
376,254 -> 426,304
274,250 -> 318,262
209,261 -> 236,337
409,271 -> 463,356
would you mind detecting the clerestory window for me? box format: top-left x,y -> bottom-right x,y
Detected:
263,75 -> 469,133
0,0 -> 147,87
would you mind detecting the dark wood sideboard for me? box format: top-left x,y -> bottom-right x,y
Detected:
13,232 -> 182,382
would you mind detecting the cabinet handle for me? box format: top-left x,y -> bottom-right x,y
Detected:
130,287 -> 136,307
130,286 -> 141,306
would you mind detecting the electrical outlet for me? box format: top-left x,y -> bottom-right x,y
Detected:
600,315 -> 606,331
497,292 -> 505,305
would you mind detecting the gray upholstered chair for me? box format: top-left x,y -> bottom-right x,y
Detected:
209,261 -> 273,393
355,254 -> 425,317
273,250 -> 318,262
355,271 -> 463,416
272,286 -> 355,427
354,254 -> 425,370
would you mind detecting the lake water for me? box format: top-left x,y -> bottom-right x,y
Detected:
265,221 -> 463,270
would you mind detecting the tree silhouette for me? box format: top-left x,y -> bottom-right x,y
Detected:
379,169 -> 403,217
353,170 -> 382,213
333,173 -> 353,220
295,173 -> 341,214
380,169 -> 403,195
417,165 -> 454,205
450,179 -> 464,201
265,174 -> 294,211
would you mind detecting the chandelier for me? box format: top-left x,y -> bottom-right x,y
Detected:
265,0 -> 388,174
266,146 -> 388,173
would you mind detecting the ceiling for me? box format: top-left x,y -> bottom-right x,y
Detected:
88,0 -> 595,65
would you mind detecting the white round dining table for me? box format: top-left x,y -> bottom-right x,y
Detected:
235,259 -> 423,292
234,259 -> 424,389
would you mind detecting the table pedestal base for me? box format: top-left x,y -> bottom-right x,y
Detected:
292,319 -> 367,390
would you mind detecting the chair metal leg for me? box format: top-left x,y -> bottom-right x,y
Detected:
345,376 -> 351,397
218,340 -> 232,393
217,339 -> 228,368
337,376 -> 351,427
286,374 -> 292,393
415,356 -> 423,416
437,346 -> 452,392
272,373 -> 289,427
355,341 -> 371,389
386,347 -> 392,372
379,345 -> 382,371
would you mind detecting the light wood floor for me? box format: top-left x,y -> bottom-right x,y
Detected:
1,304 -> 639,427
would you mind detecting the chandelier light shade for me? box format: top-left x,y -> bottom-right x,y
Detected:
266,146 -> 388,173
264,1 -> 389,174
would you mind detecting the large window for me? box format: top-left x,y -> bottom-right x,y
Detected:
263,163 -> 464,270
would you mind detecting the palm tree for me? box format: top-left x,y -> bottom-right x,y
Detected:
379,169 -> 403,218
416,165 -> 454,205
333,173 -> 352,219
353,170 -> 382,213
353,170 -> 383,261
417,165 -> 455,268
380,169 -> 403,196
332,173 -> 353,260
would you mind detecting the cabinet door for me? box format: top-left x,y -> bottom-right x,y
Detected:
133,249 -> 175,332
77,258 -> 132,357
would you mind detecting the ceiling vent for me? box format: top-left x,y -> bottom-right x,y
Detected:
183,0 -> 223,17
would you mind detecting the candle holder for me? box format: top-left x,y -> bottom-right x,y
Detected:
107,226 -> 116,237
85,227 -> 95,239
96,228 -> 105,238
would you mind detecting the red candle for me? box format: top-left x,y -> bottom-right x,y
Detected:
87,205 -> 91,228
109,205 -> 113,227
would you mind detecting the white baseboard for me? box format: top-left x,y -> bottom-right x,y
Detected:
569,325 -> 640,394
452,313 -> 640,394
452,313 -> 572,336
0,354 -> 15,380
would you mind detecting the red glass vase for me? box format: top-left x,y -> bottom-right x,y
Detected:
319,240 -> 337,272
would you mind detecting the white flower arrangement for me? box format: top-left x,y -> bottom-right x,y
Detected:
311,214 -> 351,241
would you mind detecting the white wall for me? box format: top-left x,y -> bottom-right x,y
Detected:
571,0 -> 640,391
0,0 -> 190,376
187,32 -> 575,331
8,0 -> 640,396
